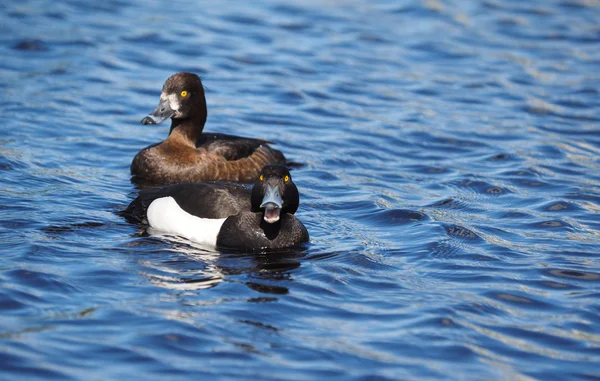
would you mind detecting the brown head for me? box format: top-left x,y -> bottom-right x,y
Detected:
141,72 -> 207,131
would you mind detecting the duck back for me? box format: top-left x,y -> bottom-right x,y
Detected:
131,134 -> 286,186
123,182 -> 251,224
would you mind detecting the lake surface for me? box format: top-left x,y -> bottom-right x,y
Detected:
1,0 -> 600,379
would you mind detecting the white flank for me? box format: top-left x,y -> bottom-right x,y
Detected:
147,197 -> 226,247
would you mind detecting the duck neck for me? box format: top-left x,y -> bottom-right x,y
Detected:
168,112 -> 207,146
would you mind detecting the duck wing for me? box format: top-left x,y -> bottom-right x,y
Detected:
202,145 -> 287,183
188,133 -> 287,183
122,182 -> 252,224
198,133 -> 277,161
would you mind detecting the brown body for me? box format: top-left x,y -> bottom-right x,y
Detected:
131,128 -> 286,185
131,73 -> 286,186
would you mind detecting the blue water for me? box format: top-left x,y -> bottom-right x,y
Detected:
1,0 -> 600,379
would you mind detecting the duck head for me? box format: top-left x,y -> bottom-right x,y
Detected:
141,72 -> 207,127
251,165 -> 299,224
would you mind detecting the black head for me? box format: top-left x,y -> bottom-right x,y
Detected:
251,165 -> 300,224
141,72 -> 207,126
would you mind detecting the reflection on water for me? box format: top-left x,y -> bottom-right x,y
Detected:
136,234 -> 303,293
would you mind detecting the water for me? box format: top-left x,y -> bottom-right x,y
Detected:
1,0 -> 600,379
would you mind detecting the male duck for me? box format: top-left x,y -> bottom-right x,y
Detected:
123,165 -> 308,251
131,72 -> 286,186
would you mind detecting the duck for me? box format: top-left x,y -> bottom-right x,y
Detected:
131,72 -> 286,186
123,165 -> 309,251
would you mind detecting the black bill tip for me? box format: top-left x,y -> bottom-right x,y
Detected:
141,116 -> 157,125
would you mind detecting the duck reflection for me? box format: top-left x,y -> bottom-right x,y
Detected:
135,233 -> 304,294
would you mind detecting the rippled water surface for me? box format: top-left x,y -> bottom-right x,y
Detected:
2,0 -> 600,379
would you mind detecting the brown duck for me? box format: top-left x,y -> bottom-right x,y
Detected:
131,72 -> 286,186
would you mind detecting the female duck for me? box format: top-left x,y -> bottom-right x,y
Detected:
123,165 -> 309,251
131,73 -> 286,186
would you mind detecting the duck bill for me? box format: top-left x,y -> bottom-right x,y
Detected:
260,184 -> 283,224
141,97 -> 175,125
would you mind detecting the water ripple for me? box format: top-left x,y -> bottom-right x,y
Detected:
1,0 -> 599,380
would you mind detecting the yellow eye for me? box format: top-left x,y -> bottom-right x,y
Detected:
284,175 -> 290,183
180,90 -> 188,97
259,175 -> 264,181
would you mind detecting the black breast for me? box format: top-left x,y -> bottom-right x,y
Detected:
216,213 -> 309,251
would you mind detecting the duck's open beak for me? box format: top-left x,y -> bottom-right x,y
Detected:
141,97 -> 174,125
260,184 -> 283,224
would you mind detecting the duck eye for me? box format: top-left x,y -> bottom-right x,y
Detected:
284,175 -> 290,183
259,175 -> 264,181
180,90 -> 188,97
